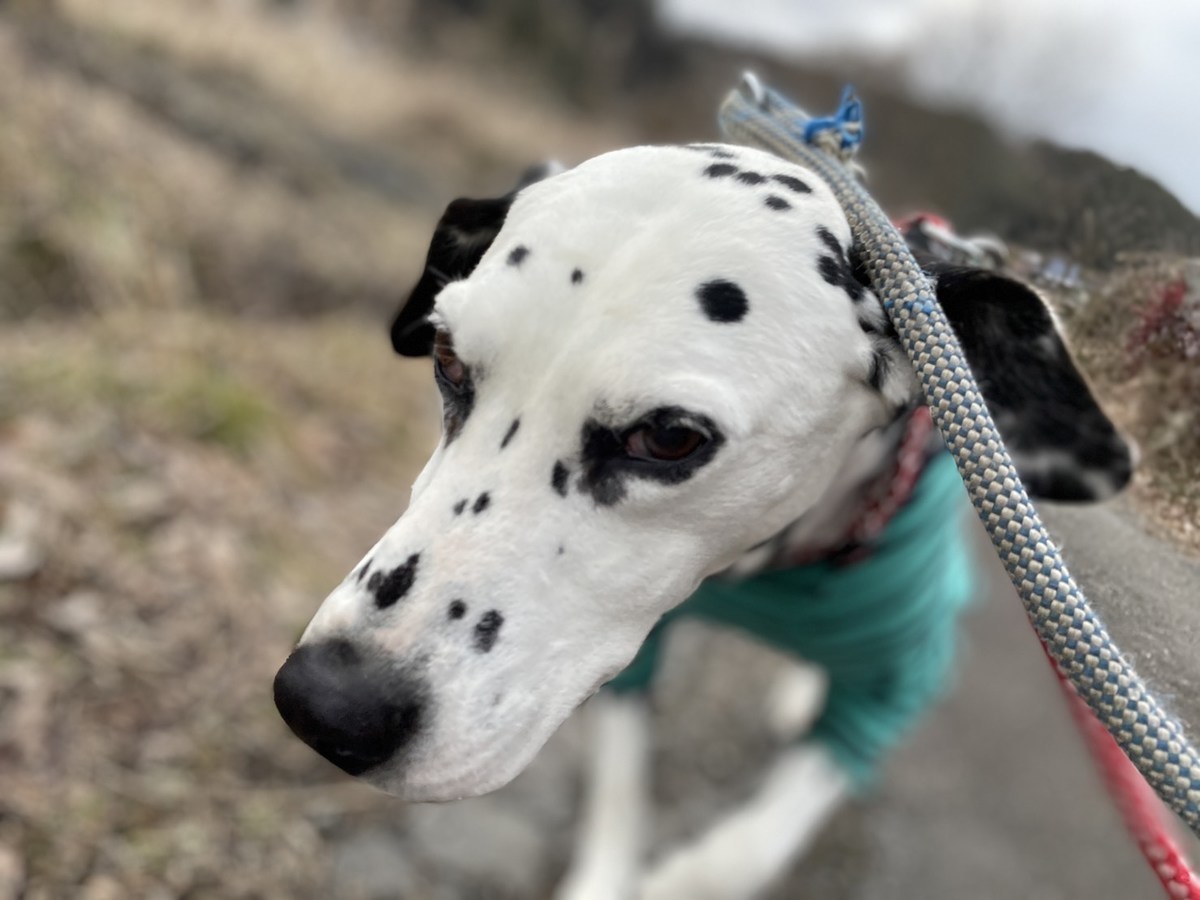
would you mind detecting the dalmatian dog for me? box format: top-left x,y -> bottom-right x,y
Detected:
273,143 -> 1133,899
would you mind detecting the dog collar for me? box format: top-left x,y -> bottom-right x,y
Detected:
789,405 -> 937,568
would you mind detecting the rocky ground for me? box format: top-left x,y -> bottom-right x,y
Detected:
0,2 -> 1197,898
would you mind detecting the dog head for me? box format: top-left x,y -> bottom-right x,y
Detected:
274,144 -> 1132,800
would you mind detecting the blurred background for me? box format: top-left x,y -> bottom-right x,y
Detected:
0,1 -> 1198,898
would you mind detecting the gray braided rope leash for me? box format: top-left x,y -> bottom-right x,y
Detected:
718,74 -> 1200,838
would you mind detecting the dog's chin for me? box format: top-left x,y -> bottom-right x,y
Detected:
357,703 -> 572,803
372,662 -> 636,802
362,756 -> 527,803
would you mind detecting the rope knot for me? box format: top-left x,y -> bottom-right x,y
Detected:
802,85 -> 864,162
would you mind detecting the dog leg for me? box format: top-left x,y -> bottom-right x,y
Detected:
638,744 -> 850,900
762,660 -> 829,744
556,692 -> 652,900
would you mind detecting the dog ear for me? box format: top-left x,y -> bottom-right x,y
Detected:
932,266 -> 1135,501
391,163 -> 565,357
390,195 -> 513,356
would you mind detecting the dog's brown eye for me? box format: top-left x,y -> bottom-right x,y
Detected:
626,425 -> 706,462
433,331 -> 466,387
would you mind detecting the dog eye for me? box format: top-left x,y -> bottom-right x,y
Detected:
432,331 -> 466,387
625,425 -> 707,462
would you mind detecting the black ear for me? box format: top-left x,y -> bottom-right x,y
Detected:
391,162 -> 564,357
390,196 -> 513,356
933,266 -> 1135,501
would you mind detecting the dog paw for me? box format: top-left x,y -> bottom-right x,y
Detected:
638,848 -> 750,900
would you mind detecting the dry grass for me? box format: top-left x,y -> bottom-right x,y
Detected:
0,20 -> 436,320
56,0 -> 632,188
0,306 -> 442,898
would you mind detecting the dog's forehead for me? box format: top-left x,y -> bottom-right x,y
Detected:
427,146 -> 868,427
504,144 -> 846,263
434,144 -> 859,405
528,143 -> 838,212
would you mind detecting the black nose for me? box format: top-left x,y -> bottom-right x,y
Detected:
273,639 -> 426,776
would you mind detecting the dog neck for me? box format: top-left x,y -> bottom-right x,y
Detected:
722,399 -> 940,578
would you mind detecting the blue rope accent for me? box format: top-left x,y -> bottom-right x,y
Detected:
718,74 -> 1200,839
802,84 -> 864,155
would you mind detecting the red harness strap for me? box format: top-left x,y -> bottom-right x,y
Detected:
1044,646 -> 1200,898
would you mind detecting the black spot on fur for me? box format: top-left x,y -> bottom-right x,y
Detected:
370,553 -> 420,610
507,245 -> 530,266
551,460 -> 569,497
472,492 -> 491,514
474,610 -> 504,653
571,268 -> 584,285
448,600 -> 466,620
500,418 -> 520,449
704,163 -> 738,179
685,144 -> 737,160
857,309 -> 897,342
771,174 -> 812,194
764,195 -> 791,211
867,348 -> 890,392
578,427 -> 627,505
436,367 -> 475,445
735,171 -> 765,185
453,499 -> 467,516
356,559 -> 372,583
818,256 -> 841,286
557,545 -> 565,556
816,226 -> 864,303
696,279 -> 749,323
817,227 -> 841,253
577,407 -> 725,507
